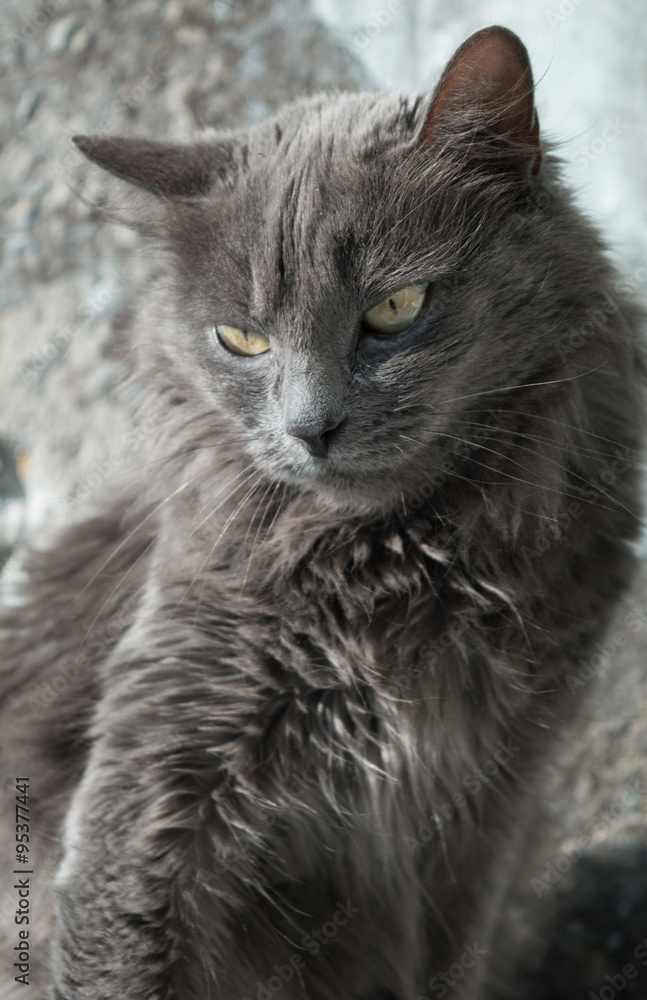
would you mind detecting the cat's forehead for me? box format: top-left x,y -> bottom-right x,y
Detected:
187,93 -> 431,313
246,98 -> 430,311
240,92 -> 425,173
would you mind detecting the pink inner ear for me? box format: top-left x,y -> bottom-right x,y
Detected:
421,26 -> 541,174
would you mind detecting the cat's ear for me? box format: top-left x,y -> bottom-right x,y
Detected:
72,135 -> 230,199
420,25 -> 541,176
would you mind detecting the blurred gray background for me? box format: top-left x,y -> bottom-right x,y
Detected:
1,0 -> 647,995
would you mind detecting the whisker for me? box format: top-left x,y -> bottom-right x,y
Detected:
394,363 -> 610,412
449,417 -> 628,462
495,409 -> 641,454
185,465 -> 259,541
401,431 -> 636,518
73,461 -> 227,604
240,481 -> 281,594
436,431 -> 638,518
176,474 -> 266,617
396,399 -> 640,458
75,538 -> 156,659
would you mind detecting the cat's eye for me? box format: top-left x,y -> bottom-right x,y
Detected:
362,282 -> 429,335
215,325 -> 270,357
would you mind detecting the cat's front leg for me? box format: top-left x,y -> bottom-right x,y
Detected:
50,750 -> 191,1000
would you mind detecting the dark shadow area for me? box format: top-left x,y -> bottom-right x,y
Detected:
514,846 -> 647,999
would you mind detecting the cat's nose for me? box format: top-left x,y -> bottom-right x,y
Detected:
286,417 -> 341,458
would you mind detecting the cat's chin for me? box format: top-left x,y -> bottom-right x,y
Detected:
276,464 -> 414,518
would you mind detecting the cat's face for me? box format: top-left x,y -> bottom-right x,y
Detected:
76,28 -> 588,516
165,94 -> 475,513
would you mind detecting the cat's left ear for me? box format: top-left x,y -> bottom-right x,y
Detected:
420,25 -> 541,177
72,135 -> 231,199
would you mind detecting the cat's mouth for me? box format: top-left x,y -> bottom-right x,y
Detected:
247,424 -> 438,513
269,450 -> 420,514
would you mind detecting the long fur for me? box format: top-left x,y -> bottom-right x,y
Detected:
1,47 -> 645,1000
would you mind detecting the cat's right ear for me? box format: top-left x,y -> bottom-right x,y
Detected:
72,135 -> 231,200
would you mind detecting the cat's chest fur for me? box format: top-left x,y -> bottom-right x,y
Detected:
151,489 -> 464,704
105,493 -> 521,887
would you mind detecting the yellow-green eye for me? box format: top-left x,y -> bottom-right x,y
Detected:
362,282 -> 429,335
216,325 -> 270,356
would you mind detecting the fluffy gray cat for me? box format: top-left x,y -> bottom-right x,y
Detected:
0,25 -> 644,1000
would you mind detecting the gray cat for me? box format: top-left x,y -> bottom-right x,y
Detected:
0,24 -> 644,1000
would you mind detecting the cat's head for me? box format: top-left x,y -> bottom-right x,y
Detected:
73,27 -> 617,518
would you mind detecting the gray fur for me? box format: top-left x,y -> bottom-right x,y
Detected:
0,26 -> 645,1000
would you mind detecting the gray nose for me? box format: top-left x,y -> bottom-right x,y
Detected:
286,417 -> 342,458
